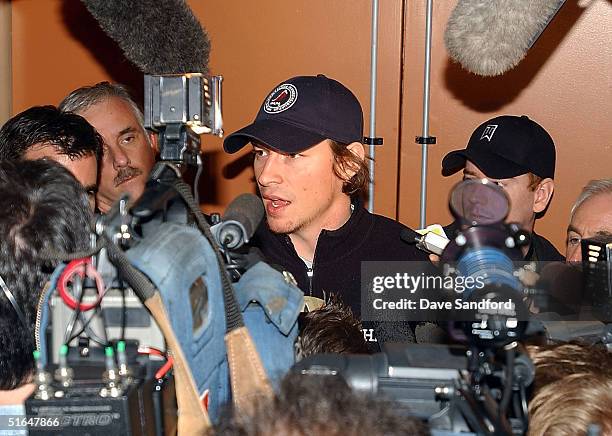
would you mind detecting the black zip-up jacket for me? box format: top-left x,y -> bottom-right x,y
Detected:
250,199 -> 431,346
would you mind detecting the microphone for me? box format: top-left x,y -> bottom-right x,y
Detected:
444,0 -> 567,76
211,194 -> 265,250
400,227 -> 422,244
79,0 -> 210,74
81,0 -> 222,186
400,225 -> 449,256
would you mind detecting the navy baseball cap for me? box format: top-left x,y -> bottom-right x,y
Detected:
223,75 -> 364,154
442,115 -> 556,179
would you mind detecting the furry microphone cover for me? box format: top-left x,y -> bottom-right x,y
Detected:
444,0 -> 567,76
80,0 -> 210,75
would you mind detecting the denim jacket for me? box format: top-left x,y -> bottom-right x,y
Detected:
127,222 -> 302,420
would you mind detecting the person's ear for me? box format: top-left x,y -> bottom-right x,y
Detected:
533,178 -> 554,213
341,141 -> 365,180
148,131 -> 159,154
347,141 -> 365,160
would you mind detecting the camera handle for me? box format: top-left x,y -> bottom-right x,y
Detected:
131,162 -> 183,221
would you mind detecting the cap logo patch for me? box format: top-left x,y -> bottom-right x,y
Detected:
264,84 -> 298,114
480,124 -> 498,142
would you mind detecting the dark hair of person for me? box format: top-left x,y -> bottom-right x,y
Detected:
527,172 -> 543,191
329,139 -> 371,195
213,372 -> 429,436
0,105 -> 103,161
0,159 -> 92,389
296,295 -> 370,360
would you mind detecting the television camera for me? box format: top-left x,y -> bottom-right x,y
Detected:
26,72 -> 228,435
297,179 -> 611,435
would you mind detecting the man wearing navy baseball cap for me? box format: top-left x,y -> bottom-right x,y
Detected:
224,75 -> 429,345
442,115 -> 563,261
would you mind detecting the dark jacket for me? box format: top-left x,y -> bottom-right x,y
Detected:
443,221 -> 564,262
252,199 -> 429,314
525,232 -> 565,262
251,199 -> 430,346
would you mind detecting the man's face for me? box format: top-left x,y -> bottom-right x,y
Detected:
78,97 -> 156,213
24,144 -> 97,209
462,161 -> 538,231
253,139 -> 348,236
566,193 -> 612,263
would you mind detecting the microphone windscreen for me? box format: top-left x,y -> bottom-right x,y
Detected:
444,0 -> 566,76
80,0 -> 210,75
223,193 -> 265,240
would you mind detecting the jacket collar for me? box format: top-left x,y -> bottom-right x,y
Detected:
268,196 -> 371,263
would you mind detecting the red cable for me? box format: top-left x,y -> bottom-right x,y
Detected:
155,356 -> 174,380
138,346 -> 165,357
57,258 -> 105,311
138,347 -> 173,379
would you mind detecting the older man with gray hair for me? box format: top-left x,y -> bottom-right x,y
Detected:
566,178 -> 612,263
60,82 -> 157,213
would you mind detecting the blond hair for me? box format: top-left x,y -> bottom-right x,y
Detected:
527,343 -> 612,436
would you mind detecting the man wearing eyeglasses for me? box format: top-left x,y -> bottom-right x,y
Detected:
441,115 -> 563,262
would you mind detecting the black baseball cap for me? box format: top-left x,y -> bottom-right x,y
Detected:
442,115 -> 556,179
223,75 -> 363,154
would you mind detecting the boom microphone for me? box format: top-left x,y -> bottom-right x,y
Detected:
444,0 -> 567,76
79,0 -> 210,74
211,194 -> 265,250
81,0 -> 222,169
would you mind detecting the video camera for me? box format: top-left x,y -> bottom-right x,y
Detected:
29,70 -> 302,435
581,235 -> 612,323
314,180 -> 534,435
27,73 -> 224,435
297,179 -> 611,435
527,234 -> 612,347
